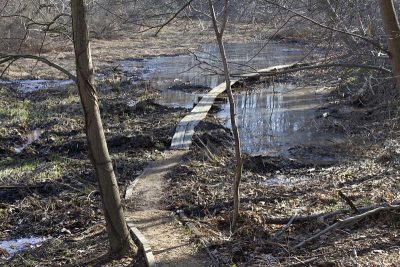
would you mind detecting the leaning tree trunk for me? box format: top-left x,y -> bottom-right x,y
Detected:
379,0 -> 400,89
209,0 -> 243,229
71,0 -> 136,256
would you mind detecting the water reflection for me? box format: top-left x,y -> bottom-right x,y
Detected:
156,89 -> 202,109
217,84 -> 333,156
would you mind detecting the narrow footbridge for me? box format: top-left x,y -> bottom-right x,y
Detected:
170,62 -> 303,150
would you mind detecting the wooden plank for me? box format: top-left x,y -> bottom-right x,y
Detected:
128,222 -> 157,267
171,81 -> 236,150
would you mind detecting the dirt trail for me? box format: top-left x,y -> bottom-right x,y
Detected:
125,150 -> 212,267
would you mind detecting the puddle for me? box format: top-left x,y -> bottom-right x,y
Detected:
117,42 -> 306,89
0,237 -> 46,259
216,84 -> 339,156
14,129 -> 42,153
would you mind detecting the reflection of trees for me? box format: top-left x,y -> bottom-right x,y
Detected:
229,84 -> 322,155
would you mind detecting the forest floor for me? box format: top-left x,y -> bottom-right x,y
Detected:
0,82 -> 188,266
1,20 -> 400,266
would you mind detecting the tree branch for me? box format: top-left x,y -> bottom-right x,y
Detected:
0,54 -> 77,82
263,0 -> 388,53
154,0 -> 194,36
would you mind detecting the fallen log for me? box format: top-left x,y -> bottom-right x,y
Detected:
237,62 -> 310,80
234,62 -> 391,80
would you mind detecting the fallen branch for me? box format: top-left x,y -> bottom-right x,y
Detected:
236,62 -> 310,80
271,212 -> 298,241
293,204 -> 400,249
0,185 -> 44,189
286,257 -> 319,267
262,63 -> 390,75
264,201 -> 400,225
194,134 -> 220,164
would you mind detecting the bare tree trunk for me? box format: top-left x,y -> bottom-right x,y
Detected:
208,0 -> 243,229
379,0 -> 400,88
70,0 -> 136,256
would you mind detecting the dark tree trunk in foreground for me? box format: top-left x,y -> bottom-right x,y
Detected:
379,0 -> 400,88
71,0 -> 136,256
209,0 -> 243,229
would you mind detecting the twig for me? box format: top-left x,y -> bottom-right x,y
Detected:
338,190 -> 359,213
270,212 -> 298,241
262,0 -> 388,53
154,0 -> 194,36
293,204 -> 400,249
0,54 -> 77,82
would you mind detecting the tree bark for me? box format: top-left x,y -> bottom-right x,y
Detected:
70,0 -> 136,256
209,0 -> 243,229
379,0 -> 400,88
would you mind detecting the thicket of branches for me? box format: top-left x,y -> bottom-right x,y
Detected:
0,0 -> 397,96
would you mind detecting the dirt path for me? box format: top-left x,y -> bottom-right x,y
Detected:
125,150 -> 212,267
